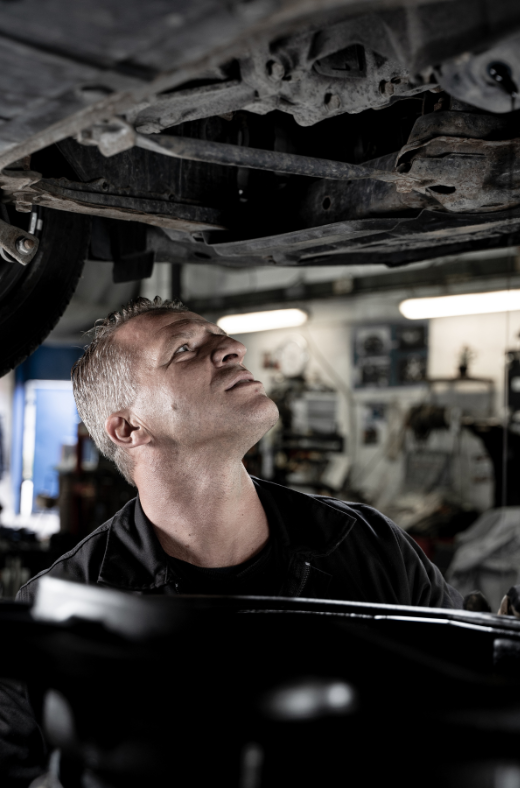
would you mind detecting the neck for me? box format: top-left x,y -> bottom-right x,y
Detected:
135,448 -> 269,568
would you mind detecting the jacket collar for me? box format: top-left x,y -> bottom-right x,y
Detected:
251,477 -> 355,559
97,476 -> 355,591
98,497 -> 170,591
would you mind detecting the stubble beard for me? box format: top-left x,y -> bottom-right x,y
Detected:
239,395 -> 279,456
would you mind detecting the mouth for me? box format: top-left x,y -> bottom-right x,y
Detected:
225,371 -> 257,391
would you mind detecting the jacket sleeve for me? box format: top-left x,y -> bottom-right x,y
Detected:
0,677 -> 47,787
0,591 -> 47,786
392,523 -> 464,609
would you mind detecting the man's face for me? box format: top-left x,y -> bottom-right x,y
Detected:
115,310 -> 279,454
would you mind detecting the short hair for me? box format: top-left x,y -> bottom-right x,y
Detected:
72,296 -> 189,485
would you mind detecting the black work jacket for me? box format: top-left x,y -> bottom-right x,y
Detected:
18,477 -> 462,608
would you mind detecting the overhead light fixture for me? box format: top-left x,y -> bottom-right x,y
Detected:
400,289 -> 520,320
217,308 -> 308,334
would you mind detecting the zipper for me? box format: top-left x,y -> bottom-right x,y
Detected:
293,561 -> 311,597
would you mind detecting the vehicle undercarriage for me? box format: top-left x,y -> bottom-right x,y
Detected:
1,0 -> 520,370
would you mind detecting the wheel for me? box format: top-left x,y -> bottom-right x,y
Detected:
0,208 -> 90,377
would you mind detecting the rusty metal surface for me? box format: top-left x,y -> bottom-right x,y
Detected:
1,0 -> 520,273
406,111 -> 512,145
0,0 -> 519,174
296,110 -> 520,225
130,0 -> 520,129
27,180 -> 226,232
76,119 -> 137,158
296,153 -> 428,227
0,168 -> 42,213
396,136 -> 520,212
56,128 -> 241,212
207,208 -> 520,264
131,80 -> 256,135
135,131 -> 420,189
0,82 -> 142,171
0,217 -> 39,265
237,11 -> 433,127
0,0 -> 398,170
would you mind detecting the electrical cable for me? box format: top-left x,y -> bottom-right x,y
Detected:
500,94 -> 517,510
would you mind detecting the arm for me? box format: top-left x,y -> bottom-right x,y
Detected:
0,591 -> 47,786
0,678 -> 46,787
320,498 -> 465,609
392,523 -> 464,609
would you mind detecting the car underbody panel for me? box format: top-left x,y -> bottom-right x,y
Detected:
1,1 -> 520,273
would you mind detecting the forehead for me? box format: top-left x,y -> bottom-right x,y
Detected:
115,310 -> 217,350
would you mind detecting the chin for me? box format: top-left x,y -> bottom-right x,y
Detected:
257,393 -> 279,419
250,396 -> 279,434
215,396 -> 279,451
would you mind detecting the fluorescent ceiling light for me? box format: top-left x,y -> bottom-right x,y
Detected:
217,308 -> 308,334
400,290 -> 520,320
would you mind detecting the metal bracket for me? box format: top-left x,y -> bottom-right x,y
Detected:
0,218 -> 39,265
76,118 -> 136,157
0,169 -> 42,213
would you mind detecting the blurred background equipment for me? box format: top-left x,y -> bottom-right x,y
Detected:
244,337 -> 347,495
353,323 -> 428,389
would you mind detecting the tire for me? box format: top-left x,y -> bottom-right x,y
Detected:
0,208 -> 90,377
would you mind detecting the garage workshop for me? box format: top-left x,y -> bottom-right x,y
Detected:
3,1 -> 520,786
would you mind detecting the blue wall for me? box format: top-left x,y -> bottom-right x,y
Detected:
32,387 -> 79,502
15,345 -> 84,384
12,345 -> 83,513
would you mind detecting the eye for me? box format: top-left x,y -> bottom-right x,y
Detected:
174,343 -> 190,355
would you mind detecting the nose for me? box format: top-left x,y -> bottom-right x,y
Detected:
211,335 -> 246,367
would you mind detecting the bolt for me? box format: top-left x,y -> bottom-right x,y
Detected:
324,93 -> 341,112
266,60 -> 285,81
16,237 -> 35,254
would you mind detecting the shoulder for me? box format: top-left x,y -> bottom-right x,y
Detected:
252,476 -> 402,558
301,493 -> 437,583
313,495 -> 459,607
309,495 -> 403,541
16,498 -> 137,604
253,479 -> 462,608
314,495 -> 425,557
312,495 -> 393,522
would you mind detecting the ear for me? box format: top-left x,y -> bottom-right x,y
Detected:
105,412 -> 151,450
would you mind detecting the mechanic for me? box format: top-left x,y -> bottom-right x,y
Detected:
4,296 -> 517,786
17,296 -> 463,608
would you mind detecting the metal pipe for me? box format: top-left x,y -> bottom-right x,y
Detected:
136,133 -> 418,188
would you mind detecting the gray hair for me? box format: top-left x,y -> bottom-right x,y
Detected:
72,296 -> 189,485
